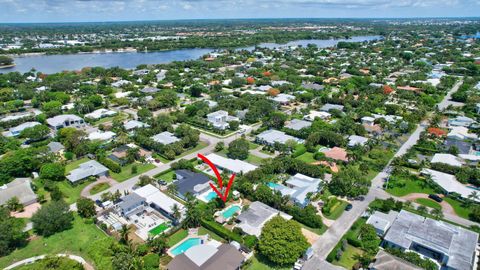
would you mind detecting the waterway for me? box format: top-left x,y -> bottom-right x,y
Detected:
1,35 -> 380,74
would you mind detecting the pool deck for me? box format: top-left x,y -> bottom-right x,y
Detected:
167,229 -> 222,257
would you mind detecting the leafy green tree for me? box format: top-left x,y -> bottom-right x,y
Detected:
42,100 -> 63,117
329,167 -> 370,197
40,163 -> 65,181
147,235 -> 168,254
228,138 -> 250,160
32,200 -> 74,236
264,112 -> 287,129
76,197 -> 96,218
23,256 -> 84,270
6,197 -> 23,212
215,142 -> 225,152
19,124 -> 50,141
0,55 -> 14,66
0,208 -> 27,256
258,216 -> 309,265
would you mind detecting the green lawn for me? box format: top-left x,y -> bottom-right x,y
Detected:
443,197 -> 472,219
65,157 -> 90,173
149,223 -> 171,236
198,227 -> 224,242
297,221 -> 328,235
415,198 -> 442,210
246,154 -> 265,165
249,142 -> 260,150
247,254 -> 291,270
0,215 -> 114,270
155,170 -> 176,182
57,180 -> 94,204
109,162 -> 156,182
93,112 -> 127,125
167,229 -> 188,247
158,142 -> 208,163
323,199 -> 348,220
89,182 -> 111,195
332,244 -> 364,269
295,152 -> 316,164
386,175 -> 436,197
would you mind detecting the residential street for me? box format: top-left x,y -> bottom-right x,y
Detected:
302,79 -> 472,270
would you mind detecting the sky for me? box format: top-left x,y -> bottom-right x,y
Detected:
0,0 -> 479,23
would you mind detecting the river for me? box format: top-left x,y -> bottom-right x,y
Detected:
1,35 -> 380,74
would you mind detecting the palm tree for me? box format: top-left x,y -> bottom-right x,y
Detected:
120,224 -> 130,244
167,183 -> 178,196
468,191 -> 479,206
171,204 -> 181,224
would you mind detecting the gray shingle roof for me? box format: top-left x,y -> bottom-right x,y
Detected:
285,119 -> 312,131
151,131 -> 180,145
66,160 -> 109,183
384,210 -> 478,270
0,178 -> 37,206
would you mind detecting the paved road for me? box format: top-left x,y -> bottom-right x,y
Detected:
437,80 -> 464,111
302,78 -> 470,270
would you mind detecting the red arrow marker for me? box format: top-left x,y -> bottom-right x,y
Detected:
198,153 -> 236,202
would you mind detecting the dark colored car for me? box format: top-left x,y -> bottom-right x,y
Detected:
345,204 -> 353,211
158,180 -> 168,186
428,194 -> 443,203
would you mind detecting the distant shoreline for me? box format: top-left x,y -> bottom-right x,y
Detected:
0,64 -> 15,69
7,48 -> 139,58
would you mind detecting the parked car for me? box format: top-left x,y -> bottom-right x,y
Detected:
428,194 -> 443,202
158,180 -> 168,185
345,204 -> 353,211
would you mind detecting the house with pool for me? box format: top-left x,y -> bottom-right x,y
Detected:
268,173 -> 323,208
235,201 -> 292,237
104,184 -> 185,240
173,170 -> 214,202
168,240 -> 245,270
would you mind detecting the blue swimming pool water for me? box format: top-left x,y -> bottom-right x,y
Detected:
204,191 -> 218,201
170,238 -> 201,256
268,182 -> 281,188
222,205 -> 241,219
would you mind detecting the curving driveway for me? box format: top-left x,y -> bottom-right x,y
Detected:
4,254 -> 94,270
400,193 -> 456,216
80,176 -> 118,198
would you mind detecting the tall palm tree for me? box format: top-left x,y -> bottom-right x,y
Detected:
120,224 -> 130,244
171,204 -> 181,224
167,183 -> 179,196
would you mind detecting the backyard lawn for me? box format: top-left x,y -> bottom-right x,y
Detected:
167,229 -> 188,247
110,162 -> 156,182
198,227 -> 224,242
415,198 -> 442,210
0,215 -> 114,270
89,182 -> 111,195
332,244 -> 364,269
295,152 -> 316,164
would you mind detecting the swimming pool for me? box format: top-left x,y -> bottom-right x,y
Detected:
222,205 -> 241,219
170,238 -> 201,256
204,191 -> 218,202
268,182 -> 281,188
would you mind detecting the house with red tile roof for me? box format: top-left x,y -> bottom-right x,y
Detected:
322,147 -> 349,162
427,127 -> 447,137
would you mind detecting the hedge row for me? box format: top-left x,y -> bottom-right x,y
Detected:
200,219 -> 243,243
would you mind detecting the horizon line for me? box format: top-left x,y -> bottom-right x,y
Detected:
1,16 -> 480,25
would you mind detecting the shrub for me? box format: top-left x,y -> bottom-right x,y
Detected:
143,254 -> 160,270
200,219 -> 243,243
100,158 -> 121,173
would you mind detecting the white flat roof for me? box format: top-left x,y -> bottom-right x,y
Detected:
203,153 -> 257,174
421,169 -> 480,202
134,184 -> 184,215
